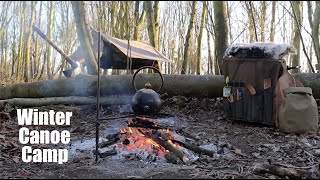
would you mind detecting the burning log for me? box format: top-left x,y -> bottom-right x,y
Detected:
171,139 -> 215,157
141,130 -> 190,165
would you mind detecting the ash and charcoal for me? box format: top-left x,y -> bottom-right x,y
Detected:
68,115 -> 232,165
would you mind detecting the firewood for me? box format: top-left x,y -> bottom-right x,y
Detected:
253,163 -> 318,179
98,136 -> 120,148
99,150 -> 117,158
164,152 -> 182,164
127,117 -> 167,130
140,130 -> 190,165
171,139 -> 215,157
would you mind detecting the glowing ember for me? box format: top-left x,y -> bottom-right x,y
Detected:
112,126 -> 188,162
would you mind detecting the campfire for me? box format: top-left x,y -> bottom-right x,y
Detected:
96,116 -> 215,164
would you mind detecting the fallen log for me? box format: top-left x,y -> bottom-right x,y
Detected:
0,73 -> 224,100
292,73 -> 320,98
252,163 -> 318,179
0,96 -> 133,108
0,73 -> 319,100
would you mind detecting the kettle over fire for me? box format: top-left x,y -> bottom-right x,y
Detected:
131,66 -> 166,115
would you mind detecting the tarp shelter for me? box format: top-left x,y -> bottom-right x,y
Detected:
69,29 -> 170,70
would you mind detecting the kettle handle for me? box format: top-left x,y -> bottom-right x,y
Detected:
132,66 -> 164,93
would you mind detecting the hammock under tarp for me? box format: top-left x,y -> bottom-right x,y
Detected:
69,29 -> 170,69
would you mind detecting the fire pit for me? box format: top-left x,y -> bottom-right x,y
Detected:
83,115 -> 227,165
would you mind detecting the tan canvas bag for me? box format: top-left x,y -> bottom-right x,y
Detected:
279,87 -> 318,134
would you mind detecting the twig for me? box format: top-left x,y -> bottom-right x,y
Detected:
274,162 -> 320,169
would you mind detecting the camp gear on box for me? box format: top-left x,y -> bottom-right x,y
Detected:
221,43 -> 300,126
279,87 -> 318,134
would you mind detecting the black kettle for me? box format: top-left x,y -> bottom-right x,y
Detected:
131,66 -> 166,115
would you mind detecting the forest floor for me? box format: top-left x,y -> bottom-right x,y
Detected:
1,97 -> 320,179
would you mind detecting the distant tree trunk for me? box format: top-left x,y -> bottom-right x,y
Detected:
270,1 -> 276,42
181,1 -> 197,74
213,1 -> 228,75
260,1 -> 266,42
71,1 -> 98,75
34,1 -> 42,79
246,2 -> 254,42
46,1 -> 54,78
17,1 -> 26,80
133,1 -> 146,41
206,28 -> 213,75
145,1 -> 155,45
24,1 -> 35,82
154,1 -> 160,50
144,1 -> 161,71
196,1 -> 208,75
291,1 -> 302,73
309,2 -> 320,63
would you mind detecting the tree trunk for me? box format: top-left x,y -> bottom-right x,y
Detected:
34,1 -> 42,79
260,1 -> 266,42
291,1 -> 302,73
206,27 -> 213,75
0,73 -> 320,100
181,1 -> 197,74
312,2 -> 320,63
196,1 -> 208,75
46,1 -> 54,78
17,1 -> 26,81
270,1 -> 276,42
24,1 -> 35,82
213,1 -> 228,75
71,1 -> 98,75
144,1 -> 155,47
133,1 -> 146,41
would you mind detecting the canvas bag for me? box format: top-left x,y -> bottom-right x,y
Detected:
279,87 -> 318,134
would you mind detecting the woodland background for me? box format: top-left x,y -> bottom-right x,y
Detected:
0,1 -> 319,83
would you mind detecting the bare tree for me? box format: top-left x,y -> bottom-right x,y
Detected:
291,1 -> 302,73
71,1 -> 98,75
181,1 -> 197,74
196,1 -> 208,75
270,1 -> 276,42
24,1 -> 35,82
213,1 -> 228,75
